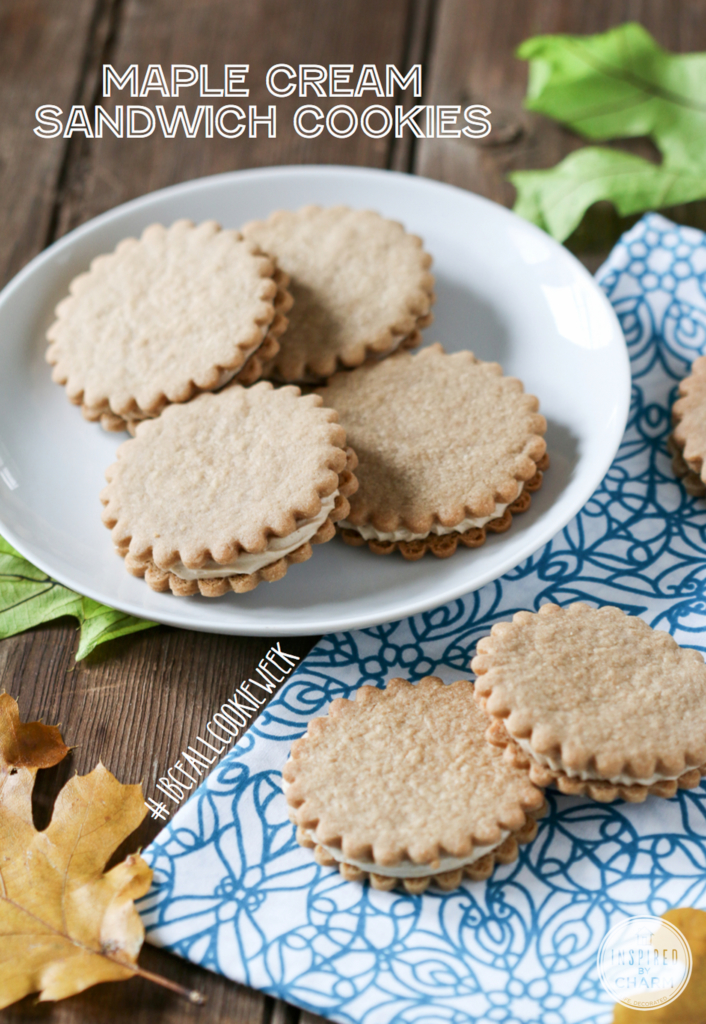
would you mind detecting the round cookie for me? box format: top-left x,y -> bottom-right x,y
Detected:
670,356 -> 706,496
241,205 -> 435,383
283,676 -> 546,894
100,382 -> 358,596
47,220 -> 293,432
472,603 -> 706,803
318,344 -> 548,559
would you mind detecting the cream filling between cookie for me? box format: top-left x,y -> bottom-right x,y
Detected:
281,775 -> 511,877
512,736 -> 687,787
301,826 -> 511,878
340,485 -> 522,543
167,492 -> 337,579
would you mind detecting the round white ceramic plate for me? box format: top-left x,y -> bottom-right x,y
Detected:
0,165 -> 629,636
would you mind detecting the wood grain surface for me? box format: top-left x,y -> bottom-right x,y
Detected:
0,1 -> 702,1021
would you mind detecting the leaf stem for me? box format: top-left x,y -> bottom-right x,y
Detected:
129,962 -> 206,1004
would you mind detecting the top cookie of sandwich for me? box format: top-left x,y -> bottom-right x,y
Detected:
241,205 -> 434,382
46,220 -> 292,431
472,603 -> 706,788
318,345 -> 547,538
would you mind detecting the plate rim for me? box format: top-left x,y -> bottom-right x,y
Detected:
0,164 -> 631,636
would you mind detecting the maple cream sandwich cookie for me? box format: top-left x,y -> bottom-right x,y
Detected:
319,345 -> 548,559
670,356 -> 706,496
241,205 -> 435,383
100,382 -> 358,596
47,220 -> 293,432
283,676 -> 546,894
473,603 -> 706,803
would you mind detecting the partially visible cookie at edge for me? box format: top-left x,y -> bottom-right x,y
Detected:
283,676 -> 546,894
47,219 -> 293,432
318,344 -> 548,559
472,603 -> 706,803
241,205 -> 435,383
100,382 -> 358,596
671,356 -> 706,495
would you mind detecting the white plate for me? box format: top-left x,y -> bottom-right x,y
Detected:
0,166 -> 629,636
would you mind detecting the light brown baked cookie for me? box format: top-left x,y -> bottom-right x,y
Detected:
671,357 -> 706,496
472,603 -> 706,803
100,382 -> 358,596
47,220 -> 293,432
317,344 -> 548,559
241,206 -> 435,383
283,676 -> 546,894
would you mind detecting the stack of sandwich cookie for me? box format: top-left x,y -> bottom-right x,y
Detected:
472,603 -> 706,803
47,220 -> 292,433
670,355 -> 706,496
241,206 -> 435,383
318,345 -> 548,559
283,676 -> 546,894
100,382 -> 358,596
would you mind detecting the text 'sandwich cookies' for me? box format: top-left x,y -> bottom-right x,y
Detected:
283,676 -> 546,894
473,603 -> 706,803
100,382 -> 358,596
241,205 -> 435,383
47,220 -> 292,432
318,344 -> 548,559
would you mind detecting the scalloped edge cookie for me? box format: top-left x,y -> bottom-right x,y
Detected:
472,603 -> 706,798
100,383 -> 358,596
47,220 -> 293,432
671,356 -> 706,493
318,345 -> 547,556
241,205 -> 435,383
283,676 -> 546,892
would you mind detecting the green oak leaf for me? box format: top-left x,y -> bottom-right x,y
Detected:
510,147 -> 706,242
0,535 -> 156,660
519,22 -> 706,169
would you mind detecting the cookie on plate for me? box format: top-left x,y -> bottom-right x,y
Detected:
47,220 -> 293,432
283,676 -> 546,894
241,205 -> 435,383
318,344 -> 548,559
100,382 -> 358,596
472,603 -> 706,803
670,356 -> 706,496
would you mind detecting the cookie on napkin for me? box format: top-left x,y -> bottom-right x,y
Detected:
318,344 -> 548,559
100,382 -> 358,596
670,355 -> 706,495
47,220 -> 293,432
283,676 -> 546,894
473,603 -> 706,803
241,205 -> 435,383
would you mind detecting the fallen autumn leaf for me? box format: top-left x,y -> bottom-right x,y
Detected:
0,693 -> 204,1008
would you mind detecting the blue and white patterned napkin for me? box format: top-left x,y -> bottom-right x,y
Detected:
140,214 -> 706,1024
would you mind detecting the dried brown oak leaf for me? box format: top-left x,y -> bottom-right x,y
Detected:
0,694 -> 199,1008
0,692 -> 68,780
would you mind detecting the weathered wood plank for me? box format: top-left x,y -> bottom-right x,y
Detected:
0,0 -> 101,287
417,0 -> 706,269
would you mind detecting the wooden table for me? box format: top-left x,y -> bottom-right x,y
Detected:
1,1 -> 704,1020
